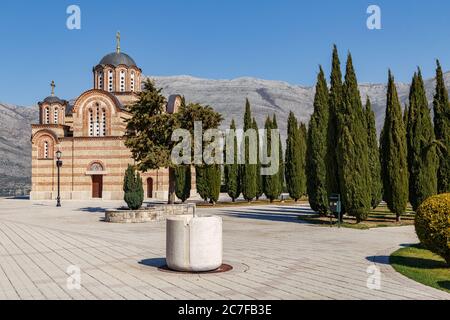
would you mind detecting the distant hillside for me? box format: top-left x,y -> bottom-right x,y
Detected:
1,72 -> 449,196
0,103 -> 38,196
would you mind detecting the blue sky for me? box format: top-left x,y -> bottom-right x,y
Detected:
1,0 -> 450,106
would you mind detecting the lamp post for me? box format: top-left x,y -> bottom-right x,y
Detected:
56,150 -> 63,207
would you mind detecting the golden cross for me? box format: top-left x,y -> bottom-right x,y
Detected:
51,80 -> 55,96
116,31 -> 121,53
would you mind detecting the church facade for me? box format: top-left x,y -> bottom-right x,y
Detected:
30,35 -> 182,201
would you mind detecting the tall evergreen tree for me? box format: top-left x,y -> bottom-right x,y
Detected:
224,119 -> 241,201
126,83 -> 222,204
298,122 -> 308,197
263,116 -> 280,202
196,165 -> 209,202
403,104 -> 409,129
253,118 -> 263,200
207,164 -> 221,205
306,66 -> 330,215
241,99 -> 257,201
273,115 -> 284,195
380,71 -> 409,221
123,165 -> 144,210
326,45 -> 343,197
285,112 -> 303,201
125,80 -> 176,203
365,97 -> 383,209
433,60 -> 450,193
195,165 -> 221,204
175,165 -> 191,203
336,53 -> 371,222
406,70 -> 438,211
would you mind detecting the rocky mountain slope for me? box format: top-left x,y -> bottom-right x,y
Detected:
1,72 -> 449,196
0,103 -> 38,196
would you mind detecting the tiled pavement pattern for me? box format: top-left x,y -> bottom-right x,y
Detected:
0,198 -> 448,300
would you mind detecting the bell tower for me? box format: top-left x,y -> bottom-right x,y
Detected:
93,33 -> 142,105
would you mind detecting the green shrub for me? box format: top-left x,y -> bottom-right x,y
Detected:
415,193 -> 450,265
123,165 -> 144,210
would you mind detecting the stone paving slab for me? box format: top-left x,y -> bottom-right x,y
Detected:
0,198 -> 448,300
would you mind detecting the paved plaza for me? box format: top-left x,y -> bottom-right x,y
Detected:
0,198 -> 448,300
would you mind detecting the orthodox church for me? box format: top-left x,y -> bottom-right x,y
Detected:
31,34 -> 182,201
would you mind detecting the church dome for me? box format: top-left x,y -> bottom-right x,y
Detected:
98,52 -> 137,67
42,96 -> 66,104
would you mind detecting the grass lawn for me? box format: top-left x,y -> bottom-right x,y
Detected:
390,244 -> 450,293
297,203 -> 415,229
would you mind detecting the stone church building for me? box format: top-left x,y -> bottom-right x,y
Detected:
30,35 -> 182,201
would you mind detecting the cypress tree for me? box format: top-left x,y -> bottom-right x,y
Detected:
298,122 -> 307,197
433,60 -> 450,193
273,115 -> 284,196
224,119 -> 241,201
406,70 -> 438,211
285,112 -> 303,201
196,165 -> 209,202
253,118 -> 263,200
123,165 -> 144,210
241,99 -> 257,201
207,164 -> 221,205
403,104 -> 409,129
365,97 -> 383,209
326,45 -> 343,196
263,116 -> 280,202
195,164 -> 221,204
336,53 -> 371,222
175,165 -> 191,203
380,71 -> 409,221
306,66 -> 330,215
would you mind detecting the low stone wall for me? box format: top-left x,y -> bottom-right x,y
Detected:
105,204 -> 195,223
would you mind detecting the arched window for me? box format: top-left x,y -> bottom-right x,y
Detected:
44,107 -> 49,124
130,71 -> 135,92
44,141 -> 49,159
95,108 -> 100,136
89,108 -> 94,136
101,108 -> 106,136
120,70 -> 126,92
37,137 -> 54,159
54,107 -> 59,124
108,70 -> 114,92
98,71 -> 103,90
90,162 -> 104,172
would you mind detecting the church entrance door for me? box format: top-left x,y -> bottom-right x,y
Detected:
147,178 -> 153,198
92,175 -> 103,198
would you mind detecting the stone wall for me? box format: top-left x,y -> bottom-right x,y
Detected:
105,203 -> 195,223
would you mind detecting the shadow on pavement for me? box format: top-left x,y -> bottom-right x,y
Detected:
219,209 -> 310,223
4,195 -> 30,200
79,207 -> 106,213
139,258 -> 166,269
367,251 -> 448,270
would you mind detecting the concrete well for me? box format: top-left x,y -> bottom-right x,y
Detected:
166,215 -> 223,272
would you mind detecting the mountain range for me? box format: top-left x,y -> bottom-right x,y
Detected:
1,72 -> 449,196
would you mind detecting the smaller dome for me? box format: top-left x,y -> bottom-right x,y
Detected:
98,52 -> 137,67
42,96 -> 66,105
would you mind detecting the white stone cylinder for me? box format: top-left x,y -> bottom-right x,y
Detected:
166,215 -> 223,272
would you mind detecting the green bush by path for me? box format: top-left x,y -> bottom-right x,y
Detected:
123,165 -> 144,210
414,193 -> 450,265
